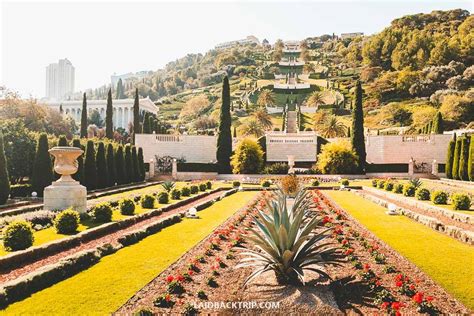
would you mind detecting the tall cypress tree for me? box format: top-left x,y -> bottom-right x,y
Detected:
452,137 -> 462,180
106,143 -> 116,186
31,133 -> 53,197
58,135 -> 68,146
0,131 -> 10,205
459,136 -> 470,181
216,76 -> 232,174
133,88 -> 140,144
131,146 -> 140,182
124,144 -> 133,184
96,142 -> 108,189
432,112 -> 444,134
138,147 -> 145,181
105,89 -> 114,139
142,112 -> 150,134
80,93 -> 88,138
445,136 -> 456,179
116,78 -> 125,99
71,138 -> 84,184
84,140 -> 97,190
351,80 -> 366,173
115,145 -> 125,185
468,136 -> 473,182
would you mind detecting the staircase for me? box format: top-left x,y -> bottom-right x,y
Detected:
286,111 -> 297,133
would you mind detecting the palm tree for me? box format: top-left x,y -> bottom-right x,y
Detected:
241,119 -> 265,138
307,91 -> 324,108
257,89 -> 275,107
319,115 -> 346,138
252,109 -> 273,130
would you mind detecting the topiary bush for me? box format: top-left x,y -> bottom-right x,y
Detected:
170,188 -> 181,200
311,179 -> 320,187
451,193 -> 471,210
402,183 -> 416,197
377,180 -> 386,189
232,181 -> 240,188
384,182 -> 394,191
54,208 -> 80,234
231,138 -> 264,174
199,183 -> 207,192
119,198 -> 135,215
181,186 -> 191,197
141,194 -> 156,209
190,185 -> 199,194
371,179 -> 378,187
3,221 -> 34,251
261,179 -> 271,188
415,188 -> 430,201
340,179 -> 349,186
393,183 -> 403,194
206,181 -> 212,189
431,191 -> 448,205
91,202 -> 113,223
157,191 -> 169,204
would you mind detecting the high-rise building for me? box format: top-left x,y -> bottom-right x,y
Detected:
45,58 -> 75,100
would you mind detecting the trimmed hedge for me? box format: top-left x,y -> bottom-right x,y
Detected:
181,186 -> 191,197
232,181 -> 240,188
119,198 -> 135,215
170,188 -> 181,200
261,180 -> 271,188
402,183 -> 416,197
177,163 -> 217,173
393,183 -> 404,194
190,185 -> 199,194
366,163 -> 409,173
451,193 -> 471,210
415,188 -> 431,201
2,221 -> 34,251
90,203 -> 113,223
384,182 -> 394,191
53,209 -> 80,234
340,179 -> 349,186
9,184 -> 32,198
140,195 -> 156,209
311,179 -> 320,187
199,183 -> 207,192
157,192 -> 169,204
431,191 -> 448,205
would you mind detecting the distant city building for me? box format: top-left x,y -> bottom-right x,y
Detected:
45,58 -> 75,101
111,71 -> 149,88
340,32 -> 364,40
215,35 -> 260,49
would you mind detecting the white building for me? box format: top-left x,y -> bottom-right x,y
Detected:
45,59 -> 75,100
215,35 -> 260,49
340,32 -> 364,40
111,71 -> 149,89
46,97 -> 158,129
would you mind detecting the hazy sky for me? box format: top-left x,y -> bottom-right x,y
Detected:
1,0 -> 472,98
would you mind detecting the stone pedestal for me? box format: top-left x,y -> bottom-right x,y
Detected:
408,158 -> 414,177
432,159 -> 438,176
172,158 -> 178,180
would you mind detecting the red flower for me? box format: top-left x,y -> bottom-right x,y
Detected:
381,302 -> 389,309
363,264 -> 370,271
341,239 -> 348,245
395,280 -> 403,287
188,270 -> 194,276
409,284 -> 415,291
375,280 -> 382,287
395,273 -> 404,282
166,275 -> 174,283
215,257 -> 221,262
176,274 -> 184,282
165,294 -> 171,302
413,292 -> 424,304
391,302 -> 403,310
426,296 -> 434,302
344,248 -> 354,256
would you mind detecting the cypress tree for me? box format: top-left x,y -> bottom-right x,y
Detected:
131,146 -> 140,182
138,147 -> 145,181
216,76 -> 232,174
459,136 -> 470,181
0,131 -> 10,205
58,135 -> 68,146
148,116 -> 155,134
71,138 -> 84,184
351,80 -> 366,173
84,140 -> 97,190
106,143 -> 116,186
96,142 -> 108,189
143,112 -> 150,134
124,144 -> 133,184
427,121 -> 433,134
31,133 -> 53,196
445,136 -> 456,179
468,136 -> 473,182
452,137 -> 462,180
432,112 -> 444,134
116,78 -> 125,99
115,145 -> 125,185
133,88 -> 140,143
105,89 -> 114,139
80,93 -> 88,138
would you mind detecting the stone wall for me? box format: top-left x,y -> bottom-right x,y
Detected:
266,132 -> 317,162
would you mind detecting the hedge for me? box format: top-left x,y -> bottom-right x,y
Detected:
366,163 -> 409,173
9,184 -> 32,198
177,163 -> 217,173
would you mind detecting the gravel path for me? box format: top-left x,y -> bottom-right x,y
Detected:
0,191 -> 224,284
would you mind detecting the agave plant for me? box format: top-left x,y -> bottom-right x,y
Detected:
409,178 -> 423,189
161,181 -> 175,192
237,189 -> 337,286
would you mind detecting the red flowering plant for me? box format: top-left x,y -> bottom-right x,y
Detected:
187,260 -> 201,272
412,292 -> 438,314
182,270 -> 193,282
166,275 -> 185,294
210,264 -> 219,276
394,273 -> 416,297
209,237 -> 221,250
381,301 -> 405,316
154,293 -> 174,308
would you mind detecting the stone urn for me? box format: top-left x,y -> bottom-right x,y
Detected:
287,155 -> 295,174
43,146 -> 87,213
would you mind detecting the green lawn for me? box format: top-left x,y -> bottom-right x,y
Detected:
325,190 -> 474,310
2,191 -> 257,315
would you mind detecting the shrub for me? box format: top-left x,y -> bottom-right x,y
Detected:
91,203 -> 113,223
2,221 -> 34,251
232,181 -> 240,188
9,184 -> 32,198
393,183 -> 404,194
199,183 -> 207,192
190,185 -> 199,194
371,179 -> 378,187
311,179 -> 320,186
181,186 -> 191,197
316,141 -> 358,174
402,183 -> 416,197
384,182 -> 394,191
157,191 -> 169,204
31,133 -> 53,196
377,180 -> 386,189
161,181 -> 175,192
451,193 -> 471,210
231,138 -> 264,174
340,179 -> 349,186
262,163 -> 289,175
119,198 -> 135,215
53,208 -> 80,234
141,194 -> 156,208
206,181 -> 212,189
431,191 -> 448,205
0,131 -> 10,204
261,180 -> 271,188
415,188 -> 431,201
170,188 -> 181,200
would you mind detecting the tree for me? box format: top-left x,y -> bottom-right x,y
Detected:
231,138 -> 264,174
257,90 -> 275,107
319,115 -> 346,138
96,142 -> 108,189
241,119 -> 265,138
71,138 -> 84,184
124,144 -> 133,183
131,146 -> 140,182
106,143 -> 116,186
116,78 -> 125,99
115,145 -> 125,185
459,136 -> 470,181
316,140 -> 359,174
431,112 -> 444,134
80,93 -> 88,138
0,131 -> 10,205
252,109 -> 273,130
216,76 -> 232,174
142,112 -> 151,133
88,110 -> 103,127
351,81 -> 366,173
138,147 -> 145,181
105,89 -> 113,139
31,133 -> 53,196
452,137 -> 462,180
469,136 -> 473,182
307,91 -> 324,108
84,140 -> 97,190
445,136 -> 456,179
133,88 -> 140,144
58,135 -> 68,146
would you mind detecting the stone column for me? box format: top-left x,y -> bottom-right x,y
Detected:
172,158 -> 178,180
408,158 -> 414,177
148,159 -> 155,179
432,159 -> 438,176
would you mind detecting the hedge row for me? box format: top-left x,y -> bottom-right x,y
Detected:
366,164 -> 409,173
177,163 -> 217,173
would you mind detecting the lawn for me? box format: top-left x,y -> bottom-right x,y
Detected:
325,190 -> 474,310
2,191 -> 257,315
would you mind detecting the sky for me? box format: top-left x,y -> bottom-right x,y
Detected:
1,0 -> 472,98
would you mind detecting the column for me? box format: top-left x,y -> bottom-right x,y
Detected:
408,158 -> 414,177
432,159 -> 438,176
